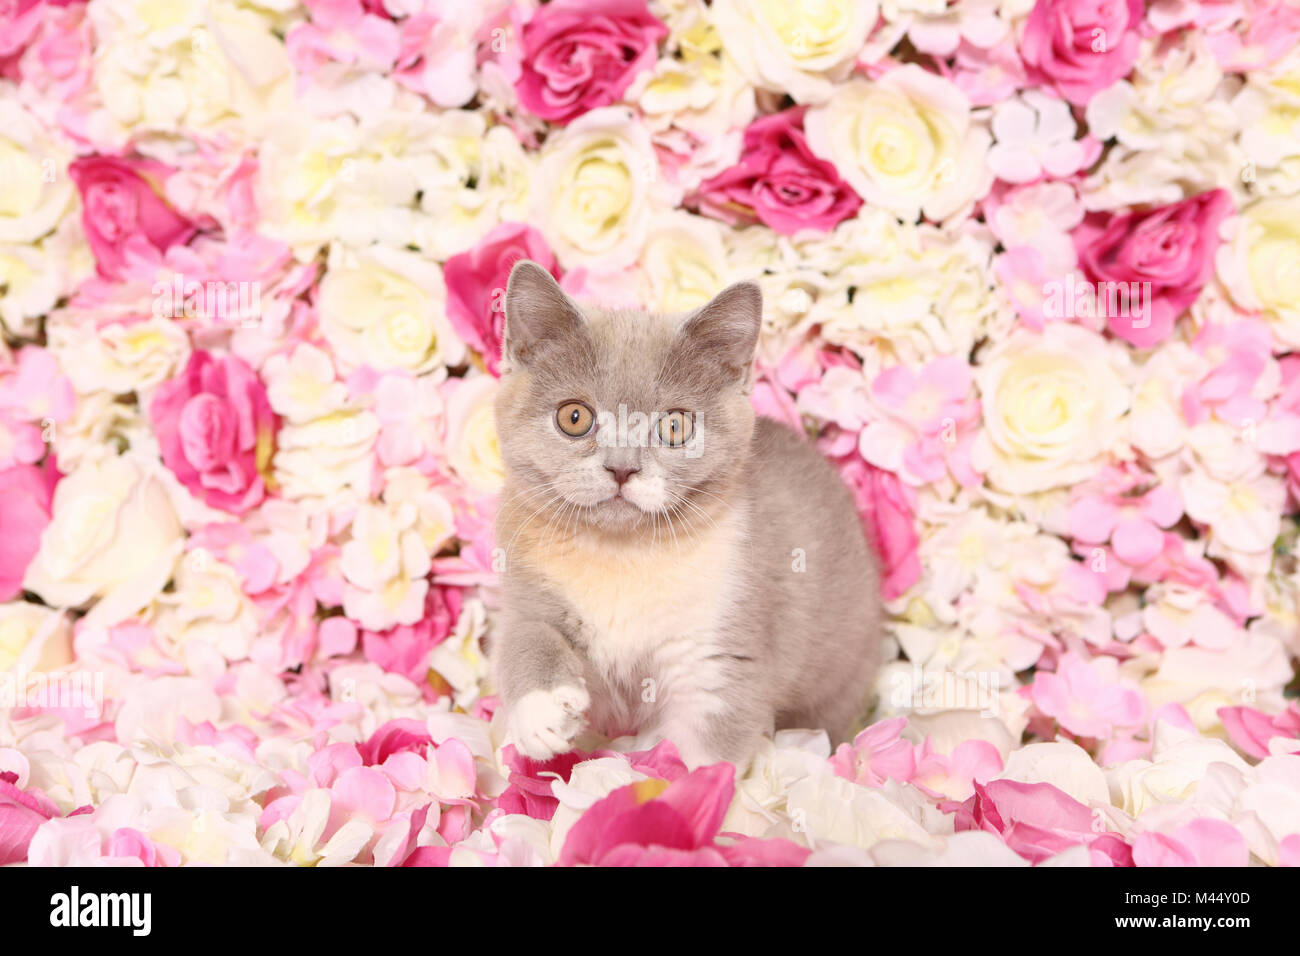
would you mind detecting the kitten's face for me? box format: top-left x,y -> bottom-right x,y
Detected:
496,262 -> 761,535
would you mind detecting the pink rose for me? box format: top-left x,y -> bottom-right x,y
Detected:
835,454 -> 921,601
1021,0 -> 1143,105
68,155 -> 197,280
0,0 -> 40,61
1074,189 -> 1233,348
694,107 -> 862,235
357,719 -> 433,766
0,459 -> 56,601
514,0 -> 667,124
150,351 -> 277,514
443,223 -> 561,376
0,772 -> 60,865
948,778 -> 1133,865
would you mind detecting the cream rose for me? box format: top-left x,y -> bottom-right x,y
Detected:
0,604 -> 73,674
1218,196 -> 1300,349
443,374 -> 505,496
23,455 -> 185,627
820,222 -> 1008,364
0,218 -> 94,339
413,114 -> 533,260
535,106 -> 673,271
317,243 -> 465,376
0,101 -> 75,244
973,324 -> 1131,494
149,549 -> 261,677
638,212 -> 730,312
712,0 -> 878,104
805,65 -> 992,222
87,0 -> 292,146
48,316 -> 192,396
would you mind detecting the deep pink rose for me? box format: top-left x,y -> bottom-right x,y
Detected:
515,0 -> 667,124
0,459 -> 56,601
1021,0 -> 1143,105
443,223 -> 561,376
361,584 -> 462,687
497,746 -> 592,821
1075,189 -> 1233,348
150,351 -> 277,514
0,772 -> 60,865
694,107 -> 862,235
0,0 -> 40,61
358,719 -> 434,766
67,155 -> 197,279
948,778 -> 1134,865
836,455 -> 921,601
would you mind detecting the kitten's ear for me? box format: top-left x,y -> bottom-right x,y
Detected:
502,260 -> 587,372
678,281 -> 763,388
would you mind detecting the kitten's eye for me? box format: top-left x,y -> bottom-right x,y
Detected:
556,401 -> 595,437
657,410 -> 693,447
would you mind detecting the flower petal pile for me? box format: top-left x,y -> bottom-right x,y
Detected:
1,0 -> 1299,867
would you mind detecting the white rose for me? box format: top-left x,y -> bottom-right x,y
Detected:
638,211 -> 730,312
821,223 -> 1008,364
0,219 -> 92,339
787,769 -> 945,850
262,344 -> 380,503
149,549 -> 261,677
631,10 -> 758,148
1080,38 -> 1239,211
24,456 -> 184,627
317,243 -> 465,376
412,113 -> 533,260
0,604 -> 73,673
712,0 -> 878,104
0,101 -> 75,244
973,323 -> 1131,494
1218,196 -> 1300,349
48,317 -> 191,396
1107,722 -> 1251,818
87,0 -> 292,146
443,374 -> 505,496
1144,633 -> 1293,716
256,114 -> 373,259
273,410 -> 380,503
536,106 -> 674,271
805,65 -> 992,222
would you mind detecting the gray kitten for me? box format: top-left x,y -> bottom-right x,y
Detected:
491,260 -> 883,769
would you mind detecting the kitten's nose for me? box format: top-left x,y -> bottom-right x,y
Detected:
605,466 -> 639,486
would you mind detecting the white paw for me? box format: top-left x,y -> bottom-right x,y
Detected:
508,683 -> 590,761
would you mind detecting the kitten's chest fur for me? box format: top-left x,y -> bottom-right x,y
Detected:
529,507 -> 746,680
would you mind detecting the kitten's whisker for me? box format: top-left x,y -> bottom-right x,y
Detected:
500,491 -> 567,557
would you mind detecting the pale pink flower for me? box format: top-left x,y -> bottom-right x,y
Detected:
1031,652 -> 1145,739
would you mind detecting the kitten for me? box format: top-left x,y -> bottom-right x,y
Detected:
491,260 -> 883,769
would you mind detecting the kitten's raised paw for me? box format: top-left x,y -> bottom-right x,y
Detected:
507,683 -> 590,760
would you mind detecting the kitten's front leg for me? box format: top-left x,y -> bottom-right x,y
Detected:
494,619 -> 590,761
650,688 -> 771,774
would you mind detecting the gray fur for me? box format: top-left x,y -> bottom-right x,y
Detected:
492,260 -> 883,768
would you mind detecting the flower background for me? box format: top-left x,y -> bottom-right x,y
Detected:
2,0 -> 1300,867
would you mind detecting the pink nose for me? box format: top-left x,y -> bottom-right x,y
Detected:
606,466 -> 639,486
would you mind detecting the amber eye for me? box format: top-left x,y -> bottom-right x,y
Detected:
657,410 -> 693,447
556,401 -> 595,437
